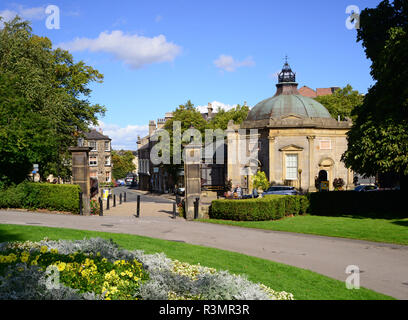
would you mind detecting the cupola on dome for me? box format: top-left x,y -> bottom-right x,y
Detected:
246,61 -> 332,121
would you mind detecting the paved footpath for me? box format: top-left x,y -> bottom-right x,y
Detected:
0,210 -> 407,300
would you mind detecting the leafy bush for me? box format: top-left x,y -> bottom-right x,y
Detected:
0,238 -> 294,300
210,195 -> 309,221
252,171 -> 270,192
0,182 -> 81,213
307,190 -> 406,218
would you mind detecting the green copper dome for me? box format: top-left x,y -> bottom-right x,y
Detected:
246,61 -> 333,121
247,94 -> 332,121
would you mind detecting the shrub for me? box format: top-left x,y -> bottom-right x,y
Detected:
0,182 -> 81,214
210,195 -> 309,221
252,171 -> 270,192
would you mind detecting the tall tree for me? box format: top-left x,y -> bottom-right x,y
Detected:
342,0 -> 408,188
112,151 -> 136,180
208,104 -> 250,130
0,17 -> 105,185
314,85 -> 364,121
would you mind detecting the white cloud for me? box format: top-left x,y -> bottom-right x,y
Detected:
0,5 -> 46,22
94,121 -> 148,151
214,55 -> 255,72
57,30 -> 182,69
196,101 -> 247,113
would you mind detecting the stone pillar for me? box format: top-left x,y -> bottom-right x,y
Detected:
307,136 -> 316,192
346,168 -> 355,190
69,147 -> 92,215
184,143 -> 202,220
268,134 -> 276,183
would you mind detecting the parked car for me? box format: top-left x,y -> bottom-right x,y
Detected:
176,187 -> 185,196
125,176 -> 134,186
262,186 -> 298,196
354,185 -> 378,192
116,179 -> 125,186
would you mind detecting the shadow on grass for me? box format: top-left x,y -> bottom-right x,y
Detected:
0,229 -> 25,243
311,213 -> 408,220
391,220 -> 408,227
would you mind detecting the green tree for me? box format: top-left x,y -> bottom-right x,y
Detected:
208,104 -> 250,130
112,151 -> 136,180
0,17 -> 105,185
342,1 -> 408,188
162,100 -> 207,184
314,85 -> 364,121
252,171 -> 270,192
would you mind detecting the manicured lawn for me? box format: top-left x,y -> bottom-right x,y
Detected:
0,224 -> 394,300
198,215 -> 408,245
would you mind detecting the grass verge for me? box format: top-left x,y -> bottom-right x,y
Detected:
0,223 -> 394,300
198,215 -> 408,246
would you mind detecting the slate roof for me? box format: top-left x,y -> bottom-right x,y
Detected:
83,129 -> 111,141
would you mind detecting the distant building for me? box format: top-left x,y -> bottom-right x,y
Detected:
83,129 -> 112,183
228,62 -> 354,192
298,86 -> 340,98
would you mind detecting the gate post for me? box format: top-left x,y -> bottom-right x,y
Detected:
183,142 -> 202,220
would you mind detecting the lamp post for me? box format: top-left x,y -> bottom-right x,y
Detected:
298,169 -> 303,192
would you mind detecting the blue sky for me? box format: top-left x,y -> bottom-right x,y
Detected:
1,0 -> 381,149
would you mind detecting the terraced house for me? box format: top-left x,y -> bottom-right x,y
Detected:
83,129 -> 112,183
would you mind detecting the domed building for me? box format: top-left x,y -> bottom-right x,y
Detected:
227,62 -> 355,192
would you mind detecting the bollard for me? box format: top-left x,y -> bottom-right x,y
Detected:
172,202 -> 177,219
106,195 -> 110,210
124,192 -> 126,202
176,195 -> 180,205
120,193 -> 122,205
194,198 -> 199,220
79,192 -> 83,216
99,197 -> 103,216
113,194 -> 116,207
136,195 -> 140,218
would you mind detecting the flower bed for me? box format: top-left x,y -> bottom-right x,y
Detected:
0,238 -> 294,300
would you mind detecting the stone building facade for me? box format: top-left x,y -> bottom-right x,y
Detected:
83,129 -> 112,183
227,62 -> 354,192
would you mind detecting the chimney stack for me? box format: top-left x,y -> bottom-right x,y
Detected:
149,120 -> 156,136
207,102 -> 213,118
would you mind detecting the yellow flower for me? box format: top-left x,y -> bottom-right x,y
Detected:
57,262 -> 66,272
20,256 -> 29,263
50,248 -> 58,254
40,246 -> 48,254
30,260 -> 38,266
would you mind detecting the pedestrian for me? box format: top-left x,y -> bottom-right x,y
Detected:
234,185 -> 242,199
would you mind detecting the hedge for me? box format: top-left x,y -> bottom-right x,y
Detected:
209,195 -> 309,221
0,182 -> 81,214
307,190 -> 406,218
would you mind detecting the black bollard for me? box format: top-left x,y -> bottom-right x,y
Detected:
172,202 -> 177,219
124,192 -> 126,202
194,198 -> 199,220
136,195 -> 140,218
113,194 -> 116,207
99,197 -> 103,216
79,192 -> 83,216
120,193 -> 122,205
106,195 -> 110,210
